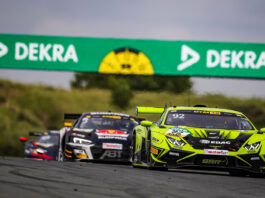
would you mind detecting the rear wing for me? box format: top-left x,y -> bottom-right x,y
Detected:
47,130 -> 60,135
64,113 -> 82,120
135,106 -> 165,116
63,113 -> 82,127
136,117 -> 146,122
29,131 -> 43,136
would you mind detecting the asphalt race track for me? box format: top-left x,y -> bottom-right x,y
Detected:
0,157 -> 265,198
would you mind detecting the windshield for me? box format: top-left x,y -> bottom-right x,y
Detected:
78,117 -> 138,132
165,110 -> 254,130
37,135 -> 59,144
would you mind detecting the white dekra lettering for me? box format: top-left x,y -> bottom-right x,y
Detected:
206,50 -> 265,69
14,42 -> 78,63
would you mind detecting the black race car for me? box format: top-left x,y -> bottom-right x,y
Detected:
62,112 -> 139,162
19,130 -> 60,160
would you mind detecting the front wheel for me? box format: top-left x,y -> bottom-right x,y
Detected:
146,140 -> 167,171
147,152 -> 168,171
229,170 -> 247,177
58,150 -> 65,161
249,172 -> 265,178
131,131 -> 139,168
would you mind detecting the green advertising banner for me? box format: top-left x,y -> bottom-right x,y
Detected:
0,34 -> 265,78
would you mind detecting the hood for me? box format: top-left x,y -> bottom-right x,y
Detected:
164,126 -> 256,151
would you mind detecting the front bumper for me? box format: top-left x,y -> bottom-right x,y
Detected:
64,142 -> 131,162
153,148 -> 265,173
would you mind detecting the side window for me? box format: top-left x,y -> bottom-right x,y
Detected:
73,118 -> 81,128
240,119 -> 253,130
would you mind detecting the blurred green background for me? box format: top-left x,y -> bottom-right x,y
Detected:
1,78 -> 265,157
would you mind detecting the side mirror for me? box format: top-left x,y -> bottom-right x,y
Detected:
19,137 -> 28,142
259,128 -> 265,133
140,120 -> 153,127
64,122 -> 73,127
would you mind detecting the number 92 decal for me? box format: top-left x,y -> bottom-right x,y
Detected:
172,114 -> 184,119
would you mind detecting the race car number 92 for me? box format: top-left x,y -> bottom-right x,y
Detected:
172,114 -> 184,119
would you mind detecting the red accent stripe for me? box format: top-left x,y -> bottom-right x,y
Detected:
33,141 -> 38,148
30,152 -> 53,160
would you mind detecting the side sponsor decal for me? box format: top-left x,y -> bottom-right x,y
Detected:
152,137 -> 163,145
151,147 -> 158,155
168,152 -> 180,156
71,132 -> 86,138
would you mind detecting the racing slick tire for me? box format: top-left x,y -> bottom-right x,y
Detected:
229,170 -> 247,177
58,150 -> 64,162
131,131 -> 137,168
147,149 -> 168,171
147,130 -> 167,171
249,172 -> 265,178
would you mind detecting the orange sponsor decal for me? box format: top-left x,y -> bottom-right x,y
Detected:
151,147 -> 158,155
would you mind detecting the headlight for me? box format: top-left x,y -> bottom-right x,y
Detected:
244,142 -> 260,150
167,137 -> 186,146
38,143 -> 53,147
73,137 -> 92,145
36,148 -> 45,154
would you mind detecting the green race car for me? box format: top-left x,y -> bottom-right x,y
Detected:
131,105 -> 265,176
